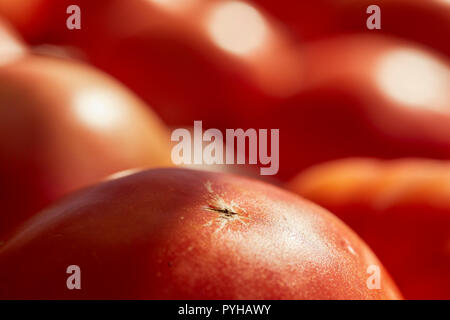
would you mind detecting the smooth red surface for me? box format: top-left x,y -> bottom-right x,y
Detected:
253,35 -> 450,179
0,168 -> 401,299
0,0 -> 302,127
3,2 -> 449,181
67,32 -> 450,180
289,158 -> 450,299
85,32 -> 450,181
8,0 -> 449,56
80,31 -> 450,181
0,54 -> 172,238
0,17 -> 27,63
68,26 -> 450,181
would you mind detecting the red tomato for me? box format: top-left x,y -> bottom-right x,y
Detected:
252,35 -> 450,179
76,0 -> 302,126
0,168 -> 401,299
0,0 -> 303,127
9,0 -> 450,57
251,0 -> 450,56
0,0 -> 83,43
0,54 -> 172,237
37,3 -> 449,181
288,158 -> 450,299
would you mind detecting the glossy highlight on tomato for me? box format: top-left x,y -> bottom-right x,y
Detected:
0,17 -> 26,64
0,168 -> 401,299
250,0 -> 450,56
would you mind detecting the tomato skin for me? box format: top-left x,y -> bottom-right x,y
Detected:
0,18 -> 27,63
288,158 -> 450,299
0,168 -> 401,299
250,0 -> 450,56
0,54 -> 172,237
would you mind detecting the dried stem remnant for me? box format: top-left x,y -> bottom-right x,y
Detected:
203,182 -> 250,232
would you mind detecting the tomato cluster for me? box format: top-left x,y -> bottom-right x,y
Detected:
0,0 -> 448,300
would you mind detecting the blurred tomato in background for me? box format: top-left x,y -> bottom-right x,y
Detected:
289,158 -> 450,299
0,0 -> 449,300
1,0 -> 448,181
7,0 -> 449,56
0,45 -> 171,237
0,17 -> 26,63
250,0 -> 450,56
0,0 -> 303,127
258,35 -> 450,179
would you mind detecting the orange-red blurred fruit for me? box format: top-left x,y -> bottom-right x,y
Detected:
253,35 -> 450,179
0,0 -> 302,127
0,168 -> 401,299
8,0 -> 449,56
3,2 -> 450,182
0,54 -> 172,237
251,0 -> 450,56
0,17 -> 26,64
289,158 -> 450,299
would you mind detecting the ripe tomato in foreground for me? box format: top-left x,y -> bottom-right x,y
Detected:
0,54 -> 172,238
288,158 -> 450,299
0,168 -> 401,299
